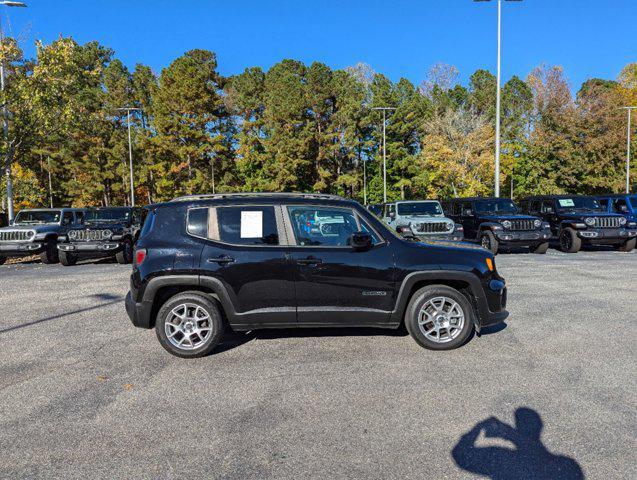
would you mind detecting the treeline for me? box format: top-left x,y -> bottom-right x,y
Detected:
1,37 -> 635,209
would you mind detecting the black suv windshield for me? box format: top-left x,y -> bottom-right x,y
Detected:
556,197 -> 602,212
85,208 -> 131,222
14,210 -> 61,224
397,202 -> 442,216
474,199 -> 518,214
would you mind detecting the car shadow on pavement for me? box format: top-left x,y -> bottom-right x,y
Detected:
478,322 -> 508,336
452,407 -> 584,480
0,297 -> 124,335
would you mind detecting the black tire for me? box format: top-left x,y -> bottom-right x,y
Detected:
404,284 -> 474,351
59,250 -> 78,266
155,292 -> 224,358
0,256 -> 6,265
530,242 -> 549,254
480,230 -> 499,255
116,238 -> 133,264
40,239 -> 59,264
559,227 -> 581,253
617,237 -> 636,253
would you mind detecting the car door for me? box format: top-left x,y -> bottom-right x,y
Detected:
459,202 -> 478,239
285,204 -> 395,327
197,204 -> 296,328
383,203 -> 396,229
540,200 -> 559,234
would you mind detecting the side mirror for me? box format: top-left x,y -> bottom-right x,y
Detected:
619,205 -> 628,213
348,231 -> 372,251
463,209 -> 473,216
545,207 -> 554,214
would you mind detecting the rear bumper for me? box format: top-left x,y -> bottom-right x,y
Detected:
125,291 -> 154,329
0,242 -> 44,255
58,242 -> 123,254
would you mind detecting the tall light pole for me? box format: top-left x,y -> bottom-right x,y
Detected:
362,158 -> 368,206
475,0 -> 522,197
620,106 -> 636,193
0,0 -> 26,221
117,107 -> 141,206
371,106 -> 396,203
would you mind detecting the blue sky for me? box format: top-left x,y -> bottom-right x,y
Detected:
4,0 -> 636,90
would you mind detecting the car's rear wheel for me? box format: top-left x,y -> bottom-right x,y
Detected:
40,239 -> 59,264
530,242 -> 549,254
59,250 -> 78,266
405,285 -> 474,350
0,255 -> 6,265
116,238 -> 133,264
617,237 -> 636,252
559,228 -> 581,253
480,230 -> 499,255
155,292 -> 224,358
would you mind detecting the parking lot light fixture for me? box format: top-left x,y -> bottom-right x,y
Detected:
474,0 -> 523,198
116,107 -> 142,207
620,106 -> 636,193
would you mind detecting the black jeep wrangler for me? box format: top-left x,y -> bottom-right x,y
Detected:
443,197 -> 551,255
57,206 -> 145,265
125,193 -> 508,358
0,208 -> 84,265
520,195 -> 637,253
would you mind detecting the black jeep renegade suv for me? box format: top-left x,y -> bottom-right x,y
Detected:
126,193 -> 508,358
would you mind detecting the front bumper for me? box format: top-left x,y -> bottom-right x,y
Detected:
474,277 -> 508,330
0,242 -> 44,255
57,242 -> 124,254
415,233 -> 464,242
494,229 -> 552,245
576,228 -> 637,242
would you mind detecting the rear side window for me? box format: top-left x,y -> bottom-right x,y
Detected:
187,208 -> 208,238
140,210 -> 156,238
217,206 -> 279,245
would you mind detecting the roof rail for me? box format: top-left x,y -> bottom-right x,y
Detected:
170,192 -> 347,202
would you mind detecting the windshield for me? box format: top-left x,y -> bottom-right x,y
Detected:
85,208 -> 131,222
397,202 -> 442,216
555,197 -> 602,212
14,210 -> 61,224
474,199 -> 518,214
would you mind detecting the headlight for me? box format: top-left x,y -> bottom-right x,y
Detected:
446,221 -> 454,231
102,229 -> 113,239
68,230 -> 77,239
619,217 -> 627,226
501,220 -> 512,229
584,217 -> 595,227
534,219 -> 542,228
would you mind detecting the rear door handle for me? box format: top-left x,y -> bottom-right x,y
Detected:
297,256 -> 322,265
207,256 -> 235,264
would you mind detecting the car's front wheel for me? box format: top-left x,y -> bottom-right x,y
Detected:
40,239 -> 59,264
0,255 -> 6,265
559,228 -> 581,253
155,292 -> 224,358
530,242 -> 549,254
405,285 -> 474,350
59,250 -> 78,266
617,237 -> 636,252
480,230 -> 499,255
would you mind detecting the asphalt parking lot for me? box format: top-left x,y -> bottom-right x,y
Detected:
1,250 -> 636,479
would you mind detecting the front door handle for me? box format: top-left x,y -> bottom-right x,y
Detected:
207,255 -> 235,264
297,256 -> 322,265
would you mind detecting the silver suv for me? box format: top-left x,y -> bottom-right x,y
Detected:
382,200 -> 463,241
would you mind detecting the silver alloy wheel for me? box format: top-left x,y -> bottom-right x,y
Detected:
417,296 -> 465,343
481,235 -> 490,250
164,303 -> 213,350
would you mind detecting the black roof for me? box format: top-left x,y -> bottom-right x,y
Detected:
444,197 -> 513,202
153,192 -> 355,209
521,194 -> 598,200
595,193 -> 637,198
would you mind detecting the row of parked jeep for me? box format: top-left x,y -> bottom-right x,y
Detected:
368,193 -> 637,254
0,206 -> 146,265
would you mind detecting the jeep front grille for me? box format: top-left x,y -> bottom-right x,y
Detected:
593,217 -> 621,228
415,222 -> 452,233
68,229 -> 112,241
0,230 -> 35,242
510,220 -> 536,231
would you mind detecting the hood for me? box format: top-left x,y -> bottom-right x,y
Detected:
401,215 -> 454,223
0,223 -> 60,234
479,214 -> 539,222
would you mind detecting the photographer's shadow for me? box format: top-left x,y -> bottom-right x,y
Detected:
452,407 -> 584,480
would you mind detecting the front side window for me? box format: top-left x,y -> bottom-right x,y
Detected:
85,208 -> 131,222
474,199 -> 519,214
612,199 -> 628,213
63,212 -> 74,225
396,202 -> 443,216
14,210 -> 62,225
217,206 -> 279,245
288,207 -> 359,247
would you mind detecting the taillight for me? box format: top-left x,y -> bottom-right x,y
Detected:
135,248 -> 147,265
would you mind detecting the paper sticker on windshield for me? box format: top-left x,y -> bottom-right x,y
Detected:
559,199 -> 575,207
240,211 -> 263,238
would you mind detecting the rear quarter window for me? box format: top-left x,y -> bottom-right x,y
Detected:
140,210 -> 156,238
